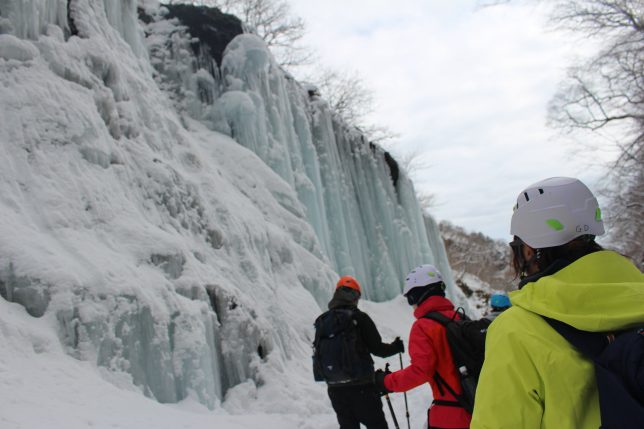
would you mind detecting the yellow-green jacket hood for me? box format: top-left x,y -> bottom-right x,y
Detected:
510,251 -> 644,331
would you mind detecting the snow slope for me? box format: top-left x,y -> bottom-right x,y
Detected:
0,295 -> 432,429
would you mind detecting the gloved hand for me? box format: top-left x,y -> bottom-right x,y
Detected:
374,368 -> 392,396
392,336 -> 404,354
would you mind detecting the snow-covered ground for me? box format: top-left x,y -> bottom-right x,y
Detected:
1,294 -> 432,429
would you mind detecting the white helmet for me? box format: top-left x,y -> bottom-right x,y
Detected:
510,177 -> 604,249
403,264 -> 443,296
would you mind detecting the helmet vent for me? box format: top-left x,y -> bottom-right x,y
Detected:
538,188 -> 544,194
524,192 -> 530,201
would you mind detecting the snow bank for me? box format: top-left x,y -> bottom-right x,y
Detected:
0,291 -> 432,428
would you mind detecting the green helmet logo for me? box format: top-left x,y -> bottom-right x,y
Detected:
545,219 -> 564,231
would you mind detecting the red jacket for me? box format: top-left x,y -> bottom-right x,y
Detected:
384,295 -> 471,429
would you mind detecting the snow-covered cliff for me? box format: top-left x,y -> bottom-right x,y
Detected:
0,0 -> 458,409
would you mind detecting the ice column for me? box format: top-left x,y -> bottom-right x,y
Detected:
217,34 -> 438,300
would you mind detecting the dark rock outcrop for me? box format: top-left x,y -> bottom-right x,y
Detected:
163,4 -> 243,67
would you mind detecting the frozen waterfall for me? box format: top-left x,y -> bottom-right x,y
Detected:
0,0 -> 457,410
143,4 -> 446,301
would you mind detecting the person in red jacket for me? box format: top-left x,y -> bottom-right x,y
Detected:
375,264 -> 471,429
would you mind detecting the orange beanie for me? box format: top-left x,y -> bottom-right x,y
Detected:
336,275 -> 361,293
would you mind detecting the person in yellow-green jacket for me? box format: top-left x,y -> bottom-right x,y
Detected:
471,177 -> 644,429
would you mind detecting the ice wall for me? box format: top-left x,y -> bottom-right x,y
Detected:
0,0 -> 458,410
0,0 -> 336,409
0,0 -> 70,40
144,7 -> 440,301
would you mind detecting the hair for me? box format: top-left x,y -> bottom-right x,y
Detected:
336,286 -> 360,299
511,235 -> 604,278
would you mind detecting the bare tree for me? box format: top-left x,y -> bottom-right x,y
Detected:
310,67 -> 399,144
394,148 -> 437,210
171,1 -> 397,144
313,68 -> 374,125
397,148 -> 431,177
546,0 -> 644,268
417,191 -> 438,212
176,0 -> 313,68
208,1 -> 397,143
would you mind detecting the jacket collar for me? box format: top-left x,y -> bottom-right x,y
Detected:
413,295 -> 454,319
518,259 -> 571,289
510,251 -> 644,331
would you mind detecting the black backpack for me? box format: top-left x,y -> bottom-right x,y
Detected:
423,309 -> 491,414
544,317 -> 644,429
312,308 -> 374,385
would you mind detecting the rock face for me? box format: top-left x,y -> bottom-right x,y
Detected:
439,220 -> 515,290
0,0 -> 456,409
144,4 -> 242,68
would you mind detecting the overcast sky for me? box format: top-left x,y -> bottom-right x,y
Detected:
288,0 -> 614,240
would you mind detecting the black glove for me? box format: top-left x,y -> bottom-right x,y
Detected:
392,336 -> 404,354
374,368 -> 392,396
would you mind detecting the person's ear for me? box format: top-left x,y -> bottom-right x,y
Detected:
522,244 -> 540,275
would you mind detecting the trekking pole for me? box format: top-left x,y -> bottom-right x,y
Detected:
399,353 -> 410,429
384,363 -> 400,429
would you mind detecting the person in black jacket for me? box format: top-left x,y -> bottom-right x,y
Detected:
315,275 -> 404,429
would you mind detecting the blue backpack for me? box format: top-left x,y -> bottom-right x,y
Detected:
544,317 -> 644,429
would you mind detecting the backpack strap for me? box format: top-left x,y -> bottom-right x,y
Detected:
423,311 -> 455,326
432,399 -> 463,407
433,372 -> 458,400
423,307 -> 468,325
433,372 -> 472,413
542,317 -> 610,359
